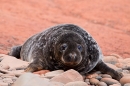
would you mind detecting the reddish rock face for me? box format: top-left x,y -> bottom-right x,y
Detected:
0,0 -> 130,58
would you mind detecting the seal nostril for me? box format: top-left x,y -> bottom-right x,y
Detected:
63,56 -> 71,62
69,53 -> 77,61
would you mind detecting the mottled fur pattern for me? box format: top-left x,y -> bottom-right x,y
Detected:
9,24 -> 123,81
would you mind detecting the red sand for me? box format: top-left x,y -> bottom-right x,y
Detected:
0,0 -> 130,58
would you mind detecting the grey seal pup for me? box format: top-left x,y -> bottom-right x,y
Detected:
9,24 -> 122,81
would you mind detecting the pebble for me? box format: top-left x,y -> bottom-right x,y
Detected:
120,76 -> 130,85
12,77 -> 18,82
123,74 -> 130,77
89,78 -> 99,85
1,75 -> 14,78
86,73 -> 98,79
106,63 -> 123,72
106,63 -> 120,71
116,68 -> 123,72
9,70 -> 24,77
101,78 -> 119,85
0,58 -> 4,62
122,67 -> 130,70
124,83 -> 130,86
95,71 -> 102,74
84,79 -> 89,82
85,82 -> 90,85
122,70 -> 129,74
0,68 -> 10,74
109,83 -> 121,86
1,64 -> 10,70
115,63 -> 126,68
0,77 -> 2,80
13,73 -> 51,86
65,81 -> 88,86
0,82 -> 8,86
95,76 -> 102,80
50,82 -> 64,86
3,78 -> 13,84
43,70 -> 64,78
97,81 -> 107,86
0,54 -> 130,86
15,66 -> 27,70
50,69 -> 83,84
41,78 -> 50,82
101,74 -> 112,78
110,54 -> 123,59
103,56 -> 119,65
84,79 -> 90,85
123,58 -> 130,63
3,73 -> 15,76
0,54 -> 29,70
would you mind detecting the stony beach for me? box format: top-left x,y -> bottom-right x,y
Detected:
0,0 -> 130,86
0,54 -> 130,86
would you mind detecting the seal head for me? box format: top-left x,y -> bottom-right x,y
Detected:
54,31 -> 86,67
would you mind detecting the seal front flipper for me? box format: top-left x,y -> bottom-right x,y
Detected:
8,45 -> 22,59
95,61 -> 123,81
25,58 -> 47,72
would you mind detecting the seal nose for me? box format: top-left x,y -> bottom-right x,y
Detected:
69,53 -> 77,62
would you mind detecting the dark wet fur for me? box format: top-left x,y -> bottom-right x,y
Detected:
9,24 -> 123,81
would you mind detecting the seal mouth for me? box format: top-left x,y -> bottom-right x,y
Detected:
61,56 -> 82,66
63,62 -> 79,66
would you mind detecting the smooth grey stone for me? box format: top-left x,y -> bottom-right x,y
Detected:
109,83 -> 121,86
101,78 -> 119,85
97,81 -> 107,86
84,79 -> 89,82
101,74 -> 112,78
116,68 -> 123,72
13,73 -> 50,86
89,78 -> 99,85
124,83 -> 130,86
65,81 -> 88,86
12,77 -> 18,82
50,69 -> 83,84
122,70 -> 129,74
0,82 -> 8,86
103,56 -> 119,65
120,76 -> 130,85
50,81 -> 64,86
95,76 -> 102,80
3,78 -> 13,83
43,70 -> 64,78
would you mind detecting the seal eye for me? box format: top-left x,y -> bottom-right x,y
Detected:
77,44 -> 82,51
60,43 -> 67,51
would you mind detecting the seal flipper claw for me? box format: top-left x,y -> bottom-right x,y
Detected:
9,45 -> 22,59
95,61 -> 123,81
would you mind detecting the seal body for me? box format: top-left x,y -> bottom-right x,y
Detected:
9,24 -> 122,80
